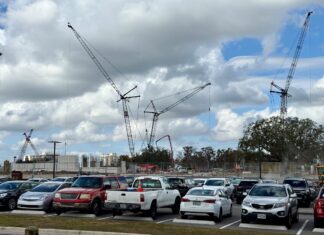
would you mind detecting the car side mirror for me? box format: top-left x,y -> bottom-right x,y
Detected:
104,184 -> 111,190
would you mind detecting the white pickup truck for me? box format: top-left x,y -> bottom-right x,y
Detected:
104,176 -> 181,219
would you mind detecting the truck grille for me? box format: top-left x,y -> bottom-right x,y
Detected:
60,193 -> 78,200
252,204 -> 273,210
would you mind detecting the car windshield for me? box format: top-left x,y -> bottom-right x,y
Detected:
284,180 -> 306,188
31,183 -> 60,192
0,182 -> 21,190
249,185 -> 287,197
205,179 -> 224,186
188,189 -> 215,196
72,177 -> 103,188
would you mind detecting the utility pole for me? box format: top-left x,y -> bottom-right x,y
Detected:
49,140 -> 61,179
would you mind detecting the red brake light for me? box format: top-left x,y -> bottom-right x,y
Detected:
181,198 -> 190,202
140,194 -> 145,202
203,199 -> 216,203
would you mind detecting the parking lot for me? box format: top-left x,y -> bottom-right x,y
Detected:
3,204 -> 322,235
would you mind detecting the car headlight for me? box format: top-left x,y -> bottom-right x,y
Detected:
79,193 -> 91,199
242,200 -> 252,207
273,202 -> 287,208
0,193 -> 7,198
54,193 -> 61,198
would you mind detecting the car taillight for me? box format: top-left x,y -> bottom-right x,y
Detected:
140,194 -> 144,202
316,200 -> 324,209
203,199 -> 216,203
181,198 -> 190,202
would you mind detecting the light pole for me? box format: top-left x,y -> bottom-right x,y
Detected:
49,140 -> 61,179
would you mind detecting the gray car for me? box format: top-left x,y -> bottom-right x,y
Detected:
17,182 -> 71,212
241,183 -> 299,229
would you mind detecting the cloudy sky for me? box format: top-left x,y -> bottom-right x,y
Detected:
1,0 -> 324,163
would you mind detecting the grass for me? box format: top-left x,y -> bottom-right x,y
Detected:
0,214 -> 286,235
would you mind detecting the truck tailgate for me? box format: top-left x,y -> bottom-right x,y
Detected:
106,191 -> 141,204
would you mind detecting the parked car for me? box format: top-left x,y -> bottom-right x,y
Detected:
282,177 -> 312,207
236,179 -> 260,204
167,177 -> 194,197
203,178 -> 234,198
53,175 -> 128,216
0,177 -> 12,184
17,181 -> 71,212
104,176 -> 181,220
193,178 -> 207,187
180,187 -> 232,222
28,178 -> 48,183
314,186 -> 324,228
0,180 -> 39,210
241,183 -> 299,229
50,177 -> 74,182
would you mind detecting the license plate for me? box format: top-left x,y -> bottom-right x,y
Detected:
119,204 -> 126,209
257,213 -> 266,219
193,201 -> 201,206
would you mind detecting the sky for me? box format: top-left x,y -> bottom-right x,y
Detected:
1,0 -> 324,163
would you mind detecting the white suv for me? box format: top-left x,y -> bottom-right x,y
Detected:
241,183 -> 299,229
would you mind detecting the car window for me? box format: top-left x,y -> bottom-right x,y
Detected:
31,183 -> 60,192
109,177 -> 119,189
21,182 -> 32,190
72,177 -> 103,188
217,189 -> 227,197
118,176 -> 128,185
0,182 -> 20,190
320,189 -> 324,199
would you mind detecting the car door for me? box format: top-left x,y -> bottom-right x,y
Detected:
218,189 -> 231,215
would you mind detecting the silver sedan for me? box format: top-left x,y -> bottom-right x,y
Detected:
18,182 -> 71,212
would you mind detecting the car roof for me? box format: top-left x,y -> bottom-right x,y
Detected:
206,178 -> 227,180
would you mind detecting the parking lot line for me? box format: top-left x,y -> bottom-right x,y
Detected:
239,223 -> 287,231
11,210 -> 46,215
313,228 -> 324,233
156,218 -> 174,224
173,219 -> 215,225
219,220 -> 241,229
296,219 -> 308,235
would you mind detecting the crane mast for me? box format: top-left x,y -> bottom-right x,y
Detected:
68,23 -> 139,157
145,82 -> 211,147
270,11 -> 312,119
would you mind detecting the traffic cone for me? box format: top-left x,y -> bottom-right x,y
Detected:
137,180 -> 144,192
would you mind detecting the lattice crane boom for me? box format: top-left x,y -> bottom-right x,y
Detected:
270,11 -> 312,119
145,82 -> 211,147
18,129 -> 40,160
68,23 -> 139,157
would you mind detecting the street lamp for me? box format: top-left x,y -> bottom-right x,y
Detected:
49,140 -> 61,179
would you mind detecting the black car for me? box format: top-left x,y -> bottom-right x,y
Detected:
236,179 -> 260,204
0,180 -> 39,210
282,177 -> 312,207
167,177 -> 194,197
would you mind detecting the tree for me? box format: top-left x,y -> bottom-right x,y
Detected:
239,116 -> 324,164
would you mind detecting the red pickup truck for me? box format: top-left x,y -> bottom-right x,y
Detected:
53,175 -> 128,216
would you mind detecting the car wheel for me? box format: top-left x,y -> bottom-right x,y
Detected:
180,211 -> 187,219
150,201 -> 157,220
172,197 -> 180,214
44,202 -> 53,213
7,198 -> 16,210
241,215 -> 249,223
91,200 -> 102,216
285,211 -> 292,229
293,209 -> 299,223
112,209 -> 122,217
314,217 -> 321,228
55,209 -> 62,215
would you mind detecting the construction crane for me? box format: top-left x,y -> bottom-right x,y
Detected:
145,82 -> 211,147
270,11 -> 312,119
156,134 -> 174,165
17,129 -> 40,161
68,23 -> 139,157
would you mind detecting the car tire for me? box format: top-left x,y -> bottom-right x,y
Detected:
285,211 -> 292,229
55,209 -> 62,215
314,217 -> 321,228
229,205 -> 232,217
241,215 -> 249,223
44,202 -> 53,213
91,200 -> 102,216
150,201 -> 157,220
7,198 -> 16,210
293,209 -> 299,223
180,212 -> 187,219
172,197 -> 181,214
